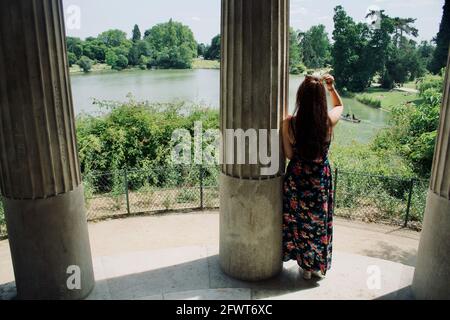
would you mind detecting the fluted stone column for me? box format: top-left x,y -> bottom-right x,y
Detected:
219,0 -> 289,281
0,0 -> 94,299
413,49 -> 450,300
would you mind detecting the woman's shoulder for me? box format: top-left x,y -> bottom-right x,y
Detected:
283,115 -> 295,125
282,116 -> 296,145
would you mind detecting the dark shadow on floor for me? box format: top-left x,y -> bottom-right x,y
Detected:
376,286 -> 414,300
362,242 -> 417,267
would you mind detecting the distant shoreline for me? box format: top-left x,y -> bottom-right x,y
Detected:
69,58 -> 220,75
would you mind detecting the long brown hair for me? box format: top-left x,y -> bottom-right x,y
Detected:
292,75 -> 331,161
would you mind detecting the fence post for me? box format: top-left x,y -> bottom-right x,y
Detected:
333,167 -> 339,211
404,178 -> 415,228
124,169 -> 131,215
200,165 -> 204,210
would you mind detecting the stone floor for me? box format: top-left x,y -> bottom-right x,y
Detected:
0,211 -> 421,300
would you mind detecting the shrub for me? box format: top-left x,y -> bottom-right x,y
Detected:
78,56 -> 93,73
355,94 -> 382,108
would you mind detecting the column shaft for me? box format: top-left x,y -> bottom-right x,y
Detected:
0,0 -> 94,299
413,48 -> 450,299
219,0 -> 289,281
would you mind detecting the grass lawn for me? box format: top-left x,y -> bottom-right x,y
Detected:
361,87 -> 422,111
402,81 -> 418,90
192,58 -> 220,69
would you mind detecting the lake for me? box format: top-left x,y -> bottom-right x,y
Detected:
70,69 -> 389,144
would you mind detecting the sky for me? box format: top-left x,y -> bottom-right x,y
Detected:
63,0 -> 445,44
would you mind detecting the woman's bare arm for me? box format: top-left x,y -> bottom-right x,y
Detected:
282,117 -> 294,160
323,75 -> 344,126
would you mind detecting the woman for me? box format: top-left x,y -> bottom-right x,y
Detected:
282,74 -> 344,280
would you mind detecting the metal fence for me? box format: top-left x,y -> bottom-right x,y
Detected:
0,165 -> 429,239
83,165 -> 220,221
334,169 -> 428,230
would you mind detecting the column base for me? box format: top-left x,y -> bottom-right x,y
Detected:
4,185 -> 95,300
413,190 -> 450,299
219,174 -> 283,281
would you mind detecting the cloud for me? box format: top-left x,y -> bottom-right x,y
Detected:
191,16 -> 201,21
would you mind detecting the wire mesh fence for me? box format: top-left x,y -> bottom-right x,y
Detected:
83,165 -> 220,221
334,169 -> 428,230
0,165 -> 429,239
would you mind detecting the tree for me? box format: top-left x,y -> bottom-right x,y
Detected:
132,24 -> 141,42
68,52 -> 77,67
197,43 -> 207,57
430,0 -> 450,74
391,17 -> 419,47
332,6 -> 373,91
378,16 -> 422,88
98,29 -> 128,47
129,40 -> 150,66
204,35 -> 221,60
374,72 -> 444,175
418,41 -> 435,71
289,28 -> 304,74
138,55 -> 149,70
113,55 -> 129,70
144,19 -> 197,69
105,50 -> 118,67
299,25 -> 331,69
78,56 -> 93,73
82,39 -> 107,62
66,37 -> 83,59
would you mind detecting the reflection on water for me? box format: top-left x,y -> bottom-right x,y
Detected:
71,69 -> 389,144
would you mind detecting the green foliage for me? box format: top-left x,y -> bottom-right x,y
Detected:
138,55 -> 149,70
76,98 -> 219,175
429,0 -> 450,74
176,188 -> 197,204
204,35 -> 221,61
355,94 -> 382,108
98,29 -> 128,47
373,72 -> 444,176
289,28 -> 303,74
82,38 -> 107,62
67,37 -> 83,59
68,52 -> 77,67
330,143 -> 413,178
132,24 -> 142,42
78,56 -> 93,73
332,6 -> 426,91
197,43 -> 207,57
144,19 -> 197,69
332,6 -> 373,92
381,40 -> 427,89
105,50 -> 118,67
114,54 -> 129,70
299,25 -> 331,69
66,20 -> 198,71
128,41 -> 150,66
290,62 -> 307,75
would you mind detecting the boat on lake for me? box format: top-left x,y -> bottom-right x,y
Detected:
341,114 -> 362,124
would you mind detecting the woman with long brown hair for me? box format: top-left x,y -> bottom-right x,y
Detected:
282,74 -> 344,280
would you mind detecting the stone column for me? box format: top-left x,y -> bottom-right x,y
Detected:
219,0 -> 289,281
0,0 -> 94,299
413,49 -> 450,300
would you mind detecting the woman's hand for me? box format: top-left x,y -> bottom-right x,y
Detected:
322,74 -> 335,91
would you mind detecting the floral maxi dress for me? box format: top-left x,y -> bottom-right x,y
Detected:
282,143 -> 333,275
